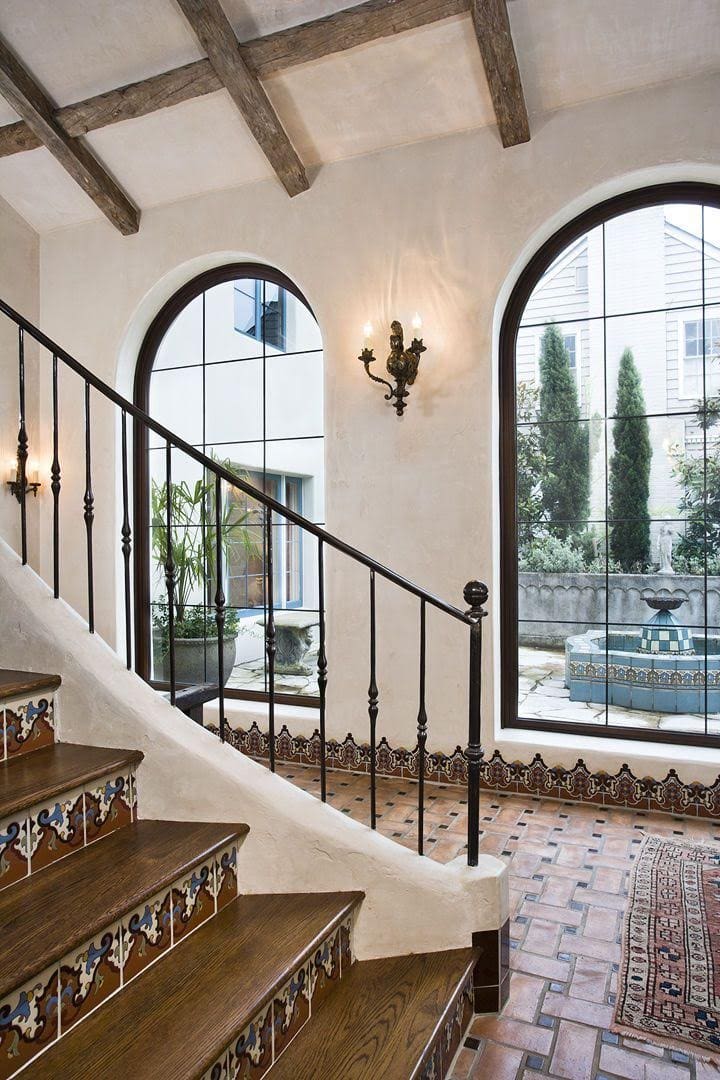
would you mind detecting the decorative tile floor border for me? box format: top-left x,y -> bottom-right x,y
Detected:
0,838 -> 240,1080
0,768 -> 137,893
202,913 -> 354,1080
213,721 -> 720,819
1,693 -> 55,761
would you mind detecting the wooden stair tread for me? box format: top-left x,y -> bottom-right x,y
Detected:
272,949 -> 477,1080
27,891 -> 364,1080
0,818 -> 247,1001
0,742 -> 143,820
0,668 -> 60,700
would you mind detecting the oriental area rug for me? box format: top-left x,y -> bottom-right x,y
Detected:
614,833 -> 720,1060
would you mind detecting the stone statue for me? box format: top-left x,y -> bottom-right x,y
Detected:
657,525 -> 675,574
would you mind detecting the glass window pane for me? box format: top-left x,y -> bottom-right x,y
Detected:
520,225 -> 604,326
605,204 -> 703,316
266,351 -> 324,440
148,366 -> 203,447
153,294 -> 203,370
205,359 -> 263,443
518,621 -> 607,726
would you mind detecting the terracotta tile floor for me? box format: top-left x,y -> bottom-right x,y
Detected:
276,762 -> 720,1080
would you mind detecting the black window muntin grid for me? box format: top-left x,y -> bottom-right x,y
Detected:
133,263 -> 323,705
499,183 -> 720,747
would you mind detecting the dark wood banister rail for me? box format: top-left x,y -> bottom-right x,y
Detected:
0,296 -> 471,626
0,295 -> 488,865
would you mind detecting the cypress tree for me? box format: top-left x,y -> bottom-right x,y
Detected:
609,348 -> 652,571
538,323 -> 589,537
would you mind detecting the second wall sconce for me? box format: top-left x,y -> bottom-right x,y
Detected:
359,315 -> 426,417
6,454 -> 41,503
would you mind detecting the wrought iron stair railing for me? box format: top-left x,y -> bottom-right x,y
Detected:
0,296 -> 489,866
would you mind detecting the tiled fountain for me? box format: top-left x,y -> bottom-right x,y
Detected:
565,596 -> 720,713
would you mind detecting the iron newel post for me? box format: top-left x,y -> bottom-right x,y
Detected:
464,580 -> 488,867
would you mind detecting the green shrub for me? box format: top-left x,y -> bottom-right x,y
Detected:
519,535 -> 586,573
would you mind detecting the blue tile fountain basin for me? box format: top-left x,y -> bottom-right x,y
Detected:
565,629 -> 720,713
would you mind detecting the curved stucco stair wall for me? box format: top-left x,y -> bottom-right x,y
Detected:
0,539 -> 507,959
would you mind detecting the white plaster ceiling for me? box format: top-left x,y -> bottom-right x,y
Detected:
0,0 -> 717,232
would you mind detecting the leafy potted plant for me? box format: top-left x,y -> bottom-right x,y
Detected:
151,465 -> 259,688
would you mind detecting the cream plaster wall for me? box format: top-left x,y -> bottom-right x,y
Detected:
24,69 -> 720,782
0,539 -> 507,958
0,194 -> 39,564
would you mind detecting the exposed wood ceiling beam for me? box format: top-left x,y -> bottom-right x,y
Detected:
470,0 -> 529,148
0,0 -> 471,161
0,34 -> 140,234
174,0 -> 309,197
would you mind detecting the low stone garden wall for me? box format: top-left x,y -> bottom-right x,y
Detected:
519,572 -> 719,649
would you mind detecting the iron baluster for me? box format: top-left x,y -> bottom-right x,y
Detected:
83,382 -> 95,632
317,539 -> 328,801
464,580 -> 488,867
417,599 -> 427,855
121,410 -> 132,669
51,353 -> 61,598
165,442 -> 176,704
368,570 -> 379,829
215,474 -> 226,742
266,507 -> 276,770
17,326 -> 28,565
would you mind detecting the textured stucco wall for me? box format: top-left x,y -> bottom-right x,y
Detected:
15,67 -> 720,777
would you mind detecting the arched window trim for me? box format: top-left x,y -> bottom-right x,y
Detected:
499,181 -> 720,747
133,262 -> 320,707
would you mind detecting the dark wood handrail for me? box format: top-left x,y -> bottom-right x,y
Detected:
0,296 -> 471,626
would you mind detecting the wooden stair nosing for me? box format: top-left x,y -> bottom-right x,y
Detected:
0,818 -> 248,1002
0,669 -> 61,702
271,948 -> 478,1080
26,891 -> 364,1080
0,743 -> 144,821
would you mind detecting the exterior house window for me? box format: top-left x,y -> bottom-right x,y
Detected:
575,265 -> 589,291
233,280 -> 286,351
500,186 -> 720,747
682,317 -> 720,398
226,471 -> 304,612
135,264 -> 324,703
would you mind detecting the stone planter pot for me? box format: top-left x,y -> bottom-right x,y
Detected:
155,633 -> 237,688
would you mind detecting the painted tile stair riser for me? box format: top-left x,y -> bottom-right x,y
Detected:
218,721 -> 720,819
203,914 -> 355,1080
1,694 -> 55,762
0,769 -> 136,893
0,839 -> 239,1080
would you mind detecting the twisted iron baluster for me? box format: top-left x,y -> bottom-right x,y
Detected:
317,539 -> 328,801
464,580 -> 488,867
215,474 -> 226,742
83,382 -> 95,632
417,599 -> 427,855
17,327 -> 27,565
121,410 -> 132,669
51,354 -> 61,596
165,442 -> 176,704
368,570 -> 378,829
266,507 -> 276,770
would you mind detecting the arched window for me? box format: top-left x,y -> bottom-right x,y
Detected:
134,264 -> 323,704
500,183 -> 720,745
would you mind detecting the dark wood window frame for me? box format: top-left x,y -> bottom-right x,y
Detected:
133,262 -> 321,708
499,181 -> 720,748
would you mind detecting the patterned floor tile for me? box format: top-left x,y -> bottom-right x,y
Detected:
273,762 -> 720,1080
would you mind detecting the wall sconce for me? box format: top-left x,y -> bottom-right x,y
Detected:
7,455 -> 40,502
359,315 -> 426,417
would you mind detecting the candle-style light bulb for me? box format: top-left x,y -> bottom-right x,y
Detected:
30,461 -> 39,483
362,322 -> 373,347
411,312 -> 422,336
7,460 -> 16,482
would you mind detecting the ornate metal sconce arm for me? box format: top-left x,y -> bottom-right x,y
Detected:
359,347 -> 395,400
